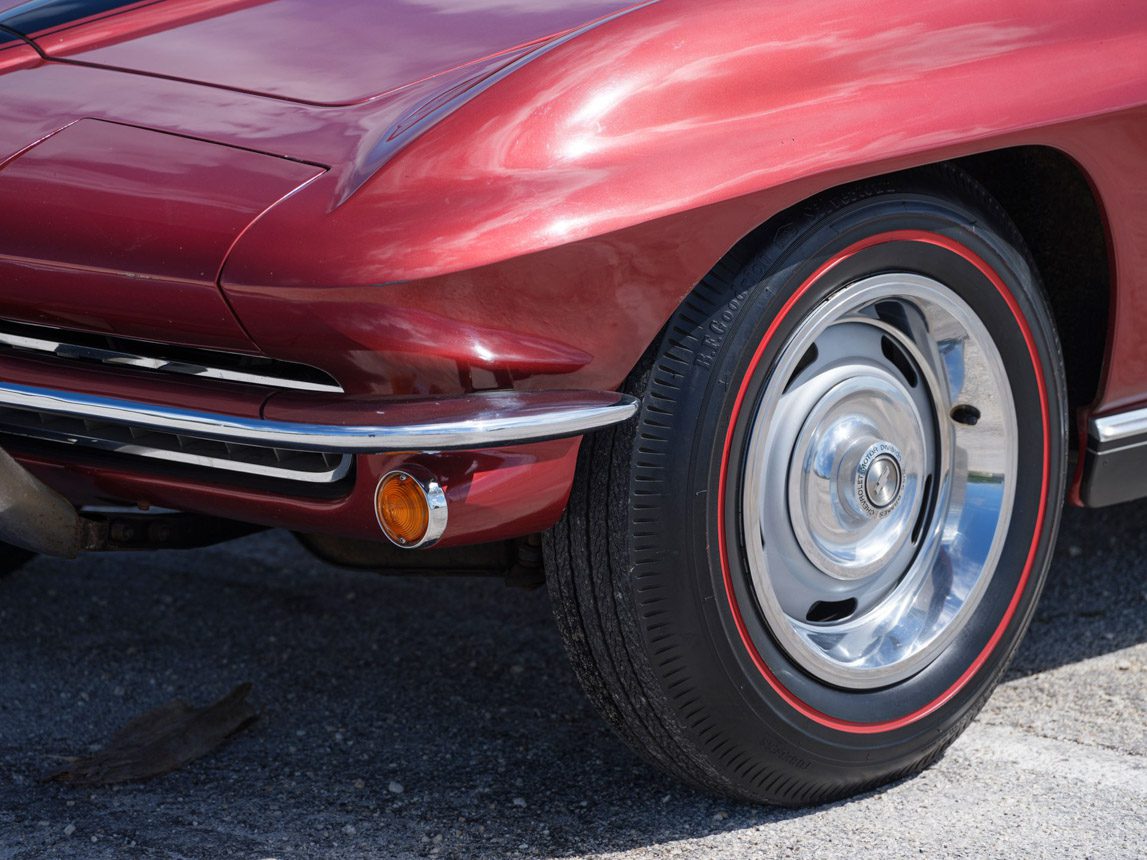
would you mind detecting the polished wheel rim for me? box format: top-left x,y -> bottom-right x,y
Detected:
741,273 -> 1018,689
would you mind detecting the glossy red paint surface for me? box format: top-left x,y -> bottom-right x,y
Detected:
26,0 -> 641,106
220,0 -> 1147,402
7,1 -> 270,55
0,118 -> 320,347
17,437 -> 581,548
0,0 -> 1143,543
0,35 -> 37,73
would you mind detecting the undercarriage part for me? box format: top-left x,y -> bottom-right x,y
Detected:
77,511 -> 264,552
505,533 -> 545,590
295,531 -> 545,587
0,445 -> 81,557
0,441 -> 264,557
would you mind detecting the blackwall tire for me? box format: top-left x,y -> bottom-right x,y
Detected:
544,165 -> 1068,805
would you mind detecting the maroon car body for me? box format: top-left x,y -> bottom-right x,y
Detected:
0,0 -> 1144,805
0,0 -> 1143,548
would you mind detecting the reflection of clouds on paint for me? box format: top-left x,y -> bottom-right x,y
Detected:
560,80 -> 642,160
567,20 -> 1041,152
226,0 -> 1083,298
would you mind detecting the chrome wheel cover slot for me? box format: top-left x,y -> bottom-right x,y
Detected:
741,273 -> 1018,689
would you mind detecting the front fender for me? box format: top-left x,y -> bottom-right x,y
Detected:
220,0 -> 1147,397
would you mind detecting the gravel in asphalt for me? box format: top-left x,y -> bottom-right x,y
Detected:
0,501 -> 1143,859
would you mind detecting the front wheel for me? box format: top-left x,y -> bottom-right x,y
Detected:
545,166 -> 1067,805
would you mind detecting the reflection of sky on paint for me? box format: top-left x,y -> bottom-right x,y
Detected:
0,0 -> 32,16
73,0 -> 640,104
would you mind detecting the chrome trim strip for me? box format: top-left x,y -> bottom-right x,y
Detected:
0,420 -> 354,483
1090,408 -> 1147,450
0,328 -> 343,393
0,382 -> 639,452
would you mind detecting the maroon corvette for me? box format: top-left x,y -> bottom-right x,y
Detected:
0,0 -> 1143,804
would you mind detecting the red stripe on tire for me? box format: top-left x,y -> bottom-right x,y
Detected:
717,230 -> 1051,734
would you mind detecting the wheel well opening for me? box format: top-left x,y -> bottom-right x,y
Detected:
952,147 -> 1110,418
720,148 -> 1111,421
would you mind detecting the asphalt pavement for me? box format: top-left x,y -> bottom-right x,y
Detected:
0,499 -> 1143,859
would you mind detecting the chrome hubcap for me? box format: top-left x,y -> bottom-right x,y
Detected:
742,273 -> 1017,689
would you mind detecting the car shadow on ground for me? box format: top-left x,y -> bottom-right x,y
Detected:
1006,501 -> 1147,679
0,499 -> 1142,858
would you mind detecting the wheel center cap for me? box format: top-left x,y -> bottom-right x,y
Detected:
856,443 -> 903,518
865,455 -> 901,508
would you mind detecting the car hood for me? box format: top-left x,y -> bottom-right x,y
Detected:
1,0 -> 644,106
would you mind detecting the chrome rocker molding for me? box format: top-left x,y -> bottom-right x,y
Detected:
0,382 -> 640,454
1081,408 -> 1147,507
1090,408 -> 1147,447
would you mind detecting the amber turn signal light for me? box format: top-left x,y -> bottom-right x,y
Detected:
374,470 -> 448,548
